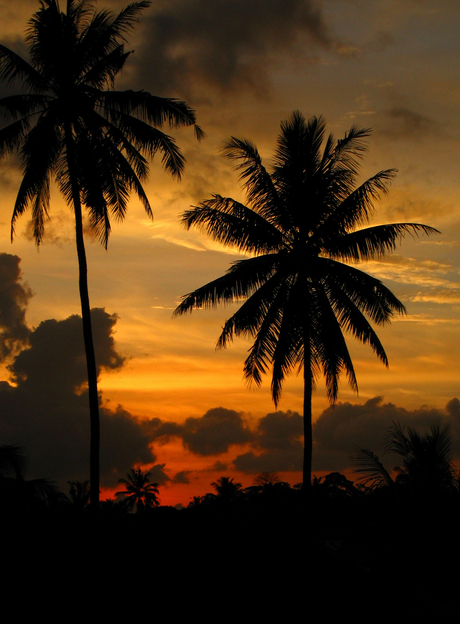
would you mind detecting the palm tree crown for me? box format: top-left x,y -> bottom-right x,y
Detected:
351,420 -> 457,495
116,467 -> 160,512
0,0 -> 202,510
174,112 -> 438,487
0,0 -> 202,246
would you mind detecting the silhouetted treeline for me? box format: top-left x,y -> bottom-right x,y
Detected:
2,462 -> 459,618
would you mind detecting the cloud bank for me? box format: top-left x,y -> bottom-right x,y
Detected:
2,254 -> 459,492
136,0 -> 333,98
0,254 -> 157,487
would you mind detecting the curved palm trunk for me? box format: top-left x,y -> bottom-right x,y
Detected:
303,328 -> 312,489
65,125 -> 100,512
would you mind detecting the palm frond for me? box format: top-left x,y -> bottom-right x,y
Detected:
174,254 -> 279,317
221,137 -> 283,224
0,44 -> 45,90
350,447 -> 394,487
329,223 -> 440,262
181,196 -> 284,253
11,115 -> 62,242
100,90 -> 203,139
320,258 -> 407,325
0,444 -> 26,478
311,284 -> 358,401
318,169 -> 398,236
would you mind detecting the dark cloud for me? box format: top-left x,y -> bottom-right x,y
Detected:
0,254 -> 32,361
233,448 -> 302,473
313,396 -> 460,472
146,405 -> 304,473
380,107 -> 436,139
136,0 -> 333,99
182,407 -> 253,455
233,410 -> 303,473
146,462 -> 170,486
254,410 -> 303,451
0,305 -> 155,487
8,309 -> 125,392
145,406 -> 253,456
172,470 -> 190,484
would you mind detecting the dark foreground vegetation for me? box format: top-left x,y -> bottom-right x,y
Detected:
3,461 -> 459,617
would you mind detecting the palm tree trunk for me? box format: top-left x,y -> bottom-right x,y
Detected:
65,125 -> 100,512
303,328 -> 312,489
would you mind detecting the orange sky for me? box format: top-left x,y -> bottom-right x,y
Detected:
0,0 -> 459,507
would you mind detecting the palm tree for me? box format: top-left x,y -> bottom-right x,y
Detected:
351,420 -> 458,495
68,479 -> 90,509
389,421 -> 457,493
174,112 -> 437,489
116,467 -> 160,512
210,476 -> 243,503
0,444 -> 26,478
0,0 -> 202,510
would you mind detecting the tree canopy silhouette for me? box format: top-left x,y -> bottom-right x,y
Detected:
351,420 -> 458,495
0,0 -> 202,510
0,444 -> 26,478
174,112 -> 438,488
116,467 -> 160,512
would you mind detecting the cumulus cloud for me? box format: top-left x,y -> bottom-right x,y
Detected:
233,409 -> 303,473
313,396 -> 460,472
0,299 -> 156,487
144,406 -> 253,456
136,0 -> 334,99
8,309 -> 125,391
158,398 -> 460,478
145,406 -> 304,473
0,254 -> 32,361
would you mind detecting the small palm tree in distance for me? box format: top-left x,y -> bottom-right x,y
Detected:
116,467 -> 160,512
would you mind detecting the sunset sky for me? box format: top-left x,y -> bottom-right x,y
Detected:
0,0 -> 459,506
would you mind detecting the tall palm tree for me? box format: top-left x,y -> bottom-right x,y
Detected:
174,112 -> 437,488
116,467 -> 160,512
0,0 -> 202,510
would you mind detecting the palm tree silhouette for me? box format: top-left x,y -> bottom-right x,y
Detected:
210,476 -> 243,503
174,112 -> 437,488
352,420 -> 458,495
68,479 -> 90,510
0,444 -> 26,478
0,0 -> 202,510
116,467 -> 160,512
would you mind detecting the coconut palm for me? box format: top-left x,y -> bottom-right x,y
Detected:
68,479 -> 90,509
0,0 -> 202,510
174,112 -> 437,488
116,467 -> 160,512
0,444 -> 26,478
210,476 -> 243,503
351,420 -> 458,495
